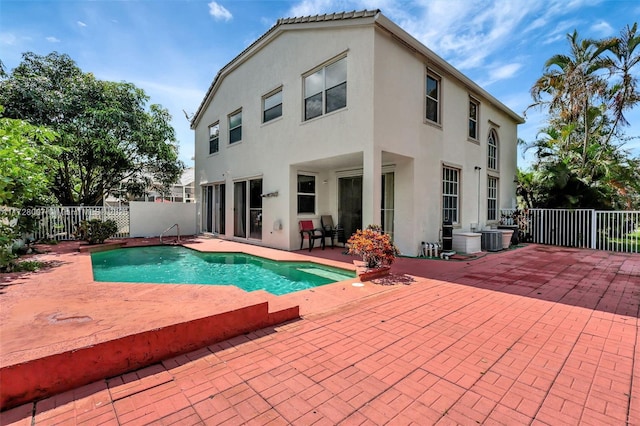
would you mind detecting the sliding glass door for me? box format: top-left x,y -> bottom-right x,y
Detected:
234,178 -> 262,240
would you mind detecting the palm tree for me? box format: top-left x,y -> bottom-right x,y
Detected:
603,23 -> 640,145
529,30 -> 612,168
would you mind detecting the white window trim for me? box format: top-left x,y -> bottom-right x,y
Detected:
208,121 -> 219,155
487,128 -> 499,171
296,173 -> 317,216
302,54 -> 348,122
228,109 -> 242,145
468,97 -> 480,142
262,86 -> 283,124
425,70 -> 442,127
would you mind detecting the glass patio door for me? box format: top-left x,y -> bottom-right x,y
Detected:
234,182 -> 246,238
203,186 -> 213,233
381,172 -> 394,239
234,179 -> 262,240
214,183 -> 225,234
338,176 -> 362,241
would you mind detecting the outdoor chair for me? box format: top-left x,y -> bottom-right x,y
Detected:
320,215 -> 345,248
299,220 -> 325,251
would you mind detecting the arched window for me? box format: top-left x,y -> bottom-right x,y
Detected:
487,129 -> 498,170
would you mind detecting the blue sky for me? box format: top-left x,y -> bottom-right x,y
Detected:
1,0 -> 639,168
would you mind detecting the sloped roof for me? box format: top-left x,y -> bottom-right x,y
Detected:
190,9 -> 523,128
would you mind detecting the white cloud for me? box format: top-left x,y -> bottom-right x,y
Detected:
0,33 -> 16,45
288,0 -> 341,17
77,21 -> 87,27
46,36 -> 60,43
591,20 -> 614,36
208,1 -> 232,21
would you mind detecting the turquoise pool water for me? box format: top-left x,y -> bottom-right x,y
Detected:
91,246 -> 356,295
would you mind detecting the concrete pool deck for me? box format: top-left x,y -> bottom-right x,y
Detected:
0,237 -> 401,411
1,239 -> 639,425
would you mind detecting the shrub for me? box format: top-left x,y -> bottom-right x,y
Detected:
347,224 -> 399,269
76,219 -> 119,244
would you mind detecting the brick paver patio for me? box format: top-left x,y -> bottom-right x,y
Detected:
1,243 -> 639,425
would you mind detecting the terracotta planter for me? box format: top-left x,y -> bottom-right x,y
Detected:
357,265 -> 391,281
352,259 -> 392,281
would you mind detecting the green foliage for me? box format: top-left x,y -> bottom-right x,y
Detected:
0,106 -> 59,207
523,23 -> 640,210
0,52 -> 185,206
11,260 -> 44,273
76,219 -> 119,245
0,107 -> 59,269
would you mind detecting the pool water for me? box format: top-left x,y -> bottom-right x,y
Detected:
91,246 -> 356,295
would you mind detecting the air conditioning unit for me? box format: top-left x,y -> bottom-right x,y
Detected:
481,231 -> 503,252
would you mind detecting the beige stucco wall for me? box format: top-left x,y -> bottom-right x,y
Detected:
194,19 -> 520,255
372,29 -> 519,253
195,24 -> 376,250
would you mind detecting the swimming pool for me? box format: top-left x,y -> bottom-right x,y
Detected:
91,246 -> 356,295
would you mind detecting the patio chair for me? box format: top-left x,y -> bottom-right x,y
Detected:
320,215 -> 345,248
299,220 -> 325,251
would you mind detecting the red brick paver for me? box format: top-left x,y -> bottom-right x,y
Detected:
1,244 -> 639,425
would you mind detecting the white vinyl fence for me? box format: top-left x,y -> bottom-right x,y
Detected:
500,208 -> 640,254
21,203 -> 197,241
24,206 -> 130,241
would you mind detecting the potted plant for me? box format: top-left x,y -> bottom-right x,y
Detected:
347,224 -> 399,280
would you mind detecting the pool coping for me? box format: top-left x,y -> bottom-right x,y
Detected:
0,237 -> 403,411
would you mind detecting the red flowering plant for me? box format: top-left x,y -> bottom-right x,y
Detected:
347,224 -> 400,269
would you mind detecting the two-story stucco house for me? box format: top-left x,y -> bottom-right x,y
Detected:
191,9 -> 524,255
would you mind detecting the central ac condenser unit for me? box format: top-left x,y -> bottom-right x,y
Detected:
481,231 -> 502,252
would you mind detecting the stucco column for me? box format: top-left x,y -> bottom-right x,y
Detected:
362,146 -> 381,228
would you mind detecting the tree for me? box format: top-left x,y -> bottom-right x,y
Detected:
0,106 -> 59,268
523,25 -> 640,210
0,52 -> 184,206
0,106 -> 59,207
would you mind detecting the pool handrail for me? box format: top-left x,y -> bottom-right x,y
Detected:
160,223 -> 181,244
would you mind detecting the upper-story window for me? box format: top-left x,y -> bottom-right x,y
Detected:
426,72 -> 440,123
304,57 -> 347,121
208,122 -> 219,154
488,129 -> 498,170
263,88 -> 282,123
229,110 -> 242,144
469,98 -> 479,140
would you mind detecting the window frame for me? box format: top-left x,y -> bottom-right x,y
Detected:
297,174 -> 316,215
425,71 -> 441,125
303,56 -> 347,121
208,122 -> 219,155
442,166 -> 460,224
468,98 -> 479,140
487,176 -> 498,222
228,109 -> 242,144
262,88 -> 283,123
488,128 -> 498,170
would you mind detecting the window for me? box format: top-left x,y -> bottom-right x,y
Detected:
488,129 -> 498,170
297,175 -> 315,214
442,166 -> 459,223
469,99 -> 479,139
229,110 -> 242,144
263,89 -> 282,123
426,73 -> 440,123
381,172 -> 394,239
304,57 -> 347,120
208,122 -> 219,154
487,176 -> 498,221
